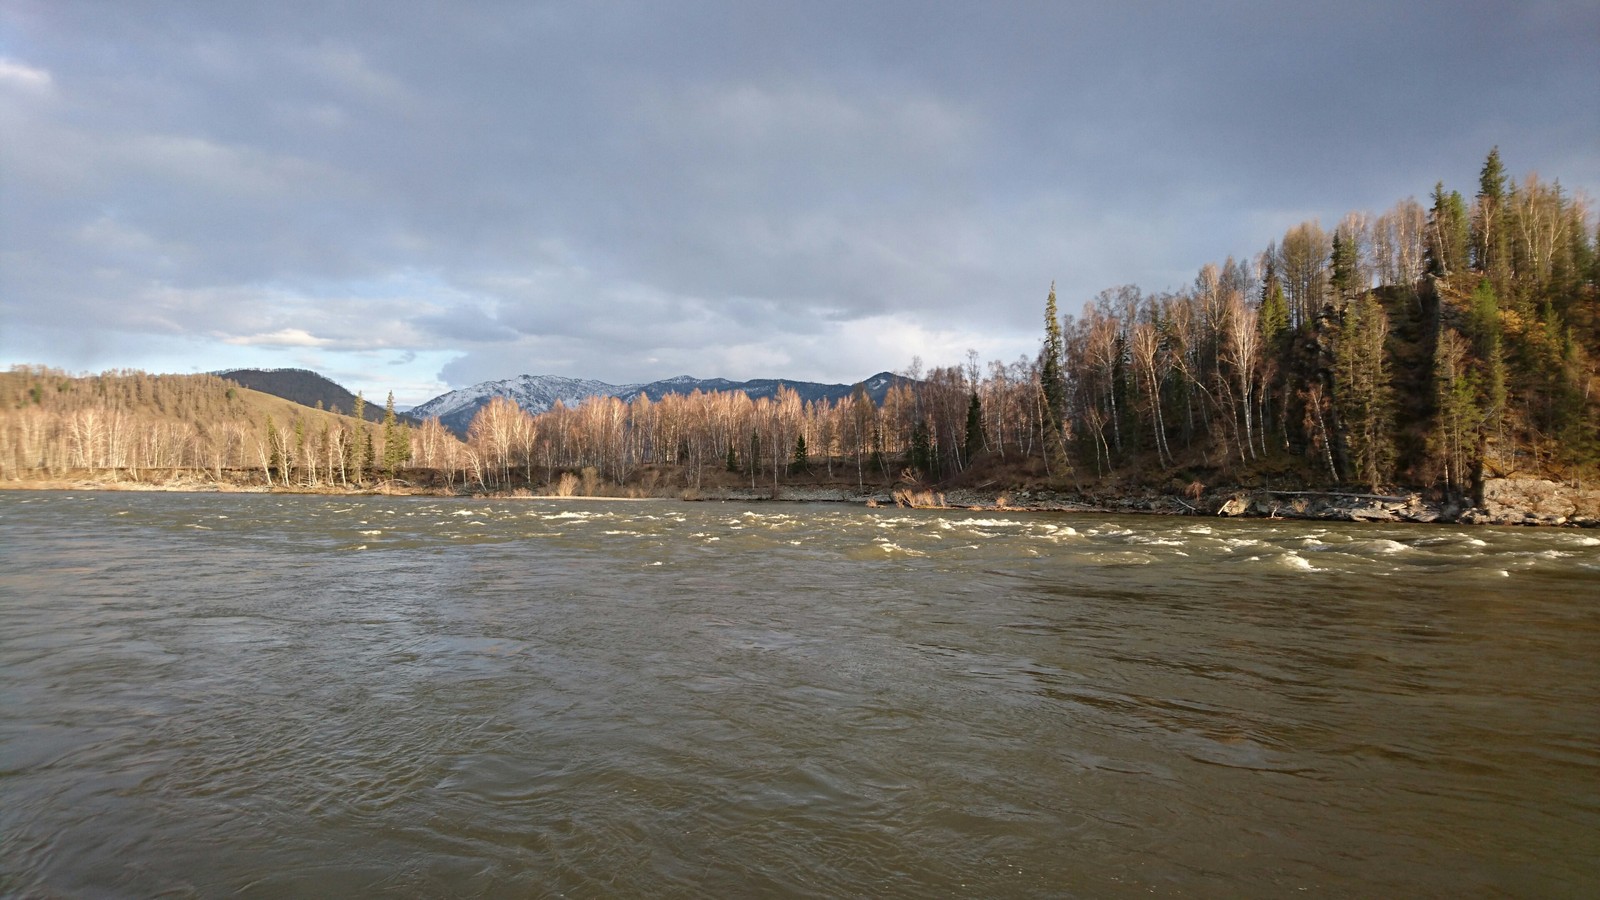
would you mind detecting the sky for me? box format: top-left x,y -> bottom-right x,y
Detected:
2,1 -> 1597,406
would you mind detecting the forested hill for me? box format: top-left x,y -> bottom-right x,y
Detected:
216,368 -> 418,425
0,368 -> 418,487
1009,147 -> 1600,496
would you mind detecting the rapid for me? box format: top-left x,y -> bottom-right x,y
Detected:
2,491 -> 1596,896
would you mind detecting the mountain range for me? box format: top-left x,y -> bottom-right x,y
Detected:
411,372 -> 909,436
216,367 -> 912,437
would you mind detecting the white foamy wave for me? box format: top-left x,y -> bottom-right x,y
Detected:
877,542 -> 927,557
1279,553 -> 1320,571
1360,539 -> 1409,554
1128,535 -> 1183,547
953,518 -> 1021,528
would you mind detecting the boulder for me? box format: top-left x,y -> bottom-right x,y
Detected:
1481,477 -> 1600,526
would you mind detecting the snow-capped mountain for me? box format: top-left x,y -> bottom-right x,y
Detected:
412,372 -> 908,435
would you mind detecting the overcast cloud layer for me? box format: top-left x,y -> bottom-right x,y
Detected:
2,1 -> 1596,404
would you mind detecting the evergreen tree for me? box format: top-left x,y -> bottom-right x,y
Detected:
1040,283 -> 1067,427
1333,295 -> 1395,490
1259,259 -> 1290,347
1554,328 -> 1599,469
790,434 -> 808,475
1473,147 -> 1510,281
963,392 -> 985,465
909,420 -> 934,476
1039,282 -> 1070,475
381,391 -> 407,475
344,424 -> 362,484
1468,280 -> 1508,438
725,442 -> 737,472
1426,182 -> 1469,277
1330,229 -> 1361,311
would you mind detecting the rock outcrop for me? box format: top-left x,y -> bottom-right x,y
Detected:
1462,477 -> 1600,527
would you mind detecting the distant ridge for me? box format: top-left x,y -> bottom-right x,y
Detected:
216,368 -> 418,425
412,372 -> 910,436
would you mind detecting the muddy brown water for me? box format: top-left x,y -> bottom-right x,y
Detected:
2,492 -> 1597,896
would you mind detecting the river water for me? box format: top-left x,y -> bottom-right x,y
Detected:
1,491 -> 1596,897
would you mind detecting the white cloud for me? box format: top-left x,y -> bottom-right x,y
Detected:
223,328 -> 335,348
0,57 -> 52,91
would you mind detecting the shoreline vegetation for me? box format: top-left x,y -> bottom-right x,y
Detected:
4,150 -> 1595,526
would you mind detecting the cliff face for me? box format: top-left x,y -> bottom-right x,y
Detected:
1469,478 -> 1600,527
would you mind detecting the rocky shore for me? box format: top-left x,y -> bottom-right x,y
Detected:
7,474 -> 1597,527
689,477 -> 1600,527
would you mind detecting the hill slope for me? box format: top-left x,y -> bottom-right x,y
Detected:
0,367 -> 403,483
216,368 -> 418,424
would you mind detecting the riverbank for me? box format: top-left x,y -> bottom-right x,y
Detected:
6,472 -> 1597,526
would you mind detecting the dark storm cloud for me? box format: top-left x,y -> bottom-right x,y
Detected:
1,0 -> 1595,401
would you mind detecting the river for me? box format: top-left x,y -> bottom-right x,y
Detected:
1,491 -> 1596,897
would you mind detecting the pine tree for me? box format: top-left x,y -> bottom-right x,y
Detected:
344,424 -> 362,484
1333,295 -> 1395,490
963,392 -> 985,466
381,391 -> 407,475
909,420 -> 934,476
1039,282 -> 1070,475
1330,229 -> 1361,311
1259,260 -> 1290,347
1468,280 -> 1508,438
1473,147 -> 1510,281
725,442 -> 737,472
1040,283 -> 1067,427
790,434 -> 808,475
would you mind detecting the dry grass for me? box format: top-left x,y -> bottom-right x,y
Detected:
891,488 -> 947,509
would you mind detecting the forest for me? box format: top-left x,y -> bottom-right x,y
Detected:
3,150 -> 1595,501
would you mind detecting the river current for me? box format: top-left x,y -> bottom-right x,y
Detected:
1,491 -> 1596,897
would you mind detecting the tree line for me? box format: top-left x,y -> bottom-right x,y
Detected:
442,149 -> 1595,496
4,149 -> 1593,497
